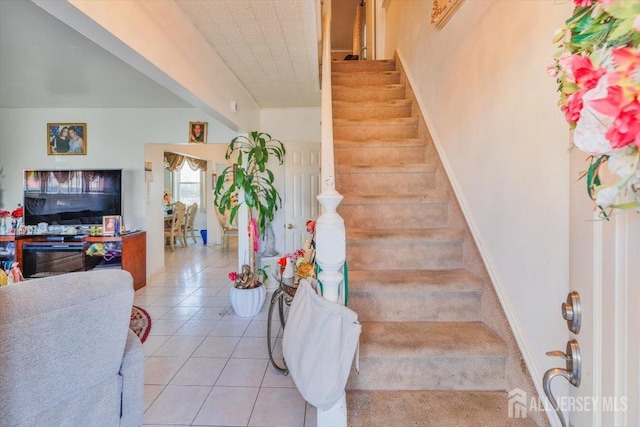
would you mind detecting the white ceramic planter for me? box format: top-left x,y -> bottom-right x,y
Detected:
230,285 -> 266,317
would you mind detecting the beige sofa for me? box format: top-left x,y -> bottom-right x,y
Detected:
0,269 -> 143,426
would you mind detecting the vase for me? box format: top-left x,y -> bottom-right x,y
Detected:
230,285 -> 266,317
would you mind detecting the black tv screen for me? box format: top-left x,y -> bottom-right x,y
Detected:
23,169 -> 122,226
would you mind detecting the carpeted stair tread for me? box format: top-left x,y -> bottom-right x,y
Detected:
359,321 -> 507,358
349,269 -> 482,292
336,163 -> 435,174
348,228 -> 464,244
334,116 -> 418,126
332,70 -> 401,86
334,138 -> 425,148
332,59 -> 396,72
347,390 -> 537,427
340,193 -> 448,205
333,99 -> 412,108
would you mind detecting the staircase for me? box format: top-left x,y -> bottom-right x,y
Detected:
332,59 -> 545,426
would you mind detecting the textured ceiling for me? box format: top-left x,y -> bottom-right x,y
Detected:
175,0 -> 321,108
0,0 -> 321,110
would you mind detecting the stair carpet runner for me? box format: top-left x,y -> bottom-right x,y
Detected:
332,59 -> 540,426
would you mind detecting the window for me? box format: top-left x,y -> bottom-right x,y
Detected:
176,166 -> 202,208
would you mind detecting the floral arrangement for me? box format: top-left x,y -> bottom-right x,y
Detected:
548,0 -> 639,217
11,204 -> 23,218
277,219 -> 317,285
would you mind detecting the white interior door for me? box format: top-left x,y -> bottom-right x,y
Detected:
569,149 -> 640,426
284,142 -> 321,254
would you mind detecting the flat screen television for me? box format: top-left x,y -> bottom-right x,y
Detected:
23,169 -> 122,226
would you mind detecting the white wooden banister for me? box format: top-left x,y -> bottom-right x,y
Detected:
315,6 -> 349,427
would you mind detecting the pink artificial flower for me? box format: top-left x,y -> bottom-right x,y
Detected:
228,271 -> 238,281
605,101 -> 640,149
572,55 -> 605,91
546,59 -> 559,78
306,220 -> 316,235
596,0 -> 614,5
557,52 -> 575,82
563,90 -> 586,124
573,0 -> 593,6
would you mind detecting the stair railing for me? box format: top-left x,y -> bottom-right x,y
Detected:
315,8 -> 349,427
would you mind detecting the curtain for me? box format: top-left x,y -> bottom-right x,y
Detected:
164,152 -> 207,172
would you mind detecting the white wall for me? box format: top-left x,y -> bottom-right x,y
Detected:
383,0 -> 573,402
0,107 -> 236,276
260,107 -> 321,255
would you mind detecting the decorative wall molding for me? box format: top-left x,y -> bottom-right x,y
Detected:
431,0 -> 464,29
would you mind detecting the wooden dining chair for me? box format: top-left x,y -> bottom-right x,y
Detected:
164,202 -> 186,251
182,203 -> 198,245
215,207 -> 238,251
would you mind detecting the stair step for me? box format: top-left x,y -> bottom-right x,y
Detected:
332,70 -> 401,87
339,194 -> 449,228
333,84 -> 406,102
347,228 -> 464,270
347,390 -> 537,427
335,138 -> 433,167
334,117 -> 419,141
333,99 -> 412,120
336,164 -> 437,196
347,321 -> 507,390
348,269 -> 483,322
332,59 -> 396,73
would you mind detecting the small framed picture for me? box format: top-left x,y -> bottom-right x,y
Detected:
102,215 -> 121,236
47,123 -> 87,155
189,121 -> 207,143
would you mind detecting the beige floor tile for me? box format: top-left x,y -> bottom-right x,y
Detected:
149,294 -> 189,307
192,386 -> 259,426
170,357 -> 228,386
160,305 -> 201,320
191,306 -> 227,321
262,364 -> 296,388
142,335 -> 171,357
208,319 -> 250,337
248,387 -> 307,426
192,336 -> 240,358
144,356 -> 188,385
174,318 -> 218,336
147,318 -> 188,336
305,403 -> 318,427
143,384 -> 164,411
152,335 -> 205,357
244,320 -> 268,337
232,336 -> 269,359
216,358 -> 268,387
144,385 -> 211,425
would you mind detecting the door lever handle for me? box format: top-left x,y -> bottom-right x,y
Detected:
543,340 -> 582,427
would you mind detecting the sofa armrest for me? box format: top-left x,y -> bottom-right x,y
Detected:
119,329 -> 144,427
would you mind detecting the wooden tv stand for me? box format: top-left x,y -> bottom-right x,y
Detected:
7,231 -> 146,290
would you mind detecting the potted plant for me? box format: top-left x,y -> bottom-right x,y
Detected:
215,131 -> 286,315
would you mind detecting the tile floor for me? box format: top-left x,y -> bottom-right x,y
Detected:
137,239 -> 316,426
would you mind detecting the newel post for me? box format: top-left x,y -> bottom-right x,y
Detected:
315,177 -> 348,427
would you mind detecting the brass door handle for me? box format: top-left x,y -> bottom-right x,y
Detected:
286,224 -> 293,229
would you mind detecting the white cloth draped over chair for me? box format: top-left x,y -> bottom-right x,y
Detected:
164,201 -> 186,251
215,207 -> 238,251
182,203 -> 198,245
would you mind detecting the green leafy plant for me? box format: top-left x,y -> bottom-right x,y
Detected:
214,131 -> 286,233
215,132 -> 286,287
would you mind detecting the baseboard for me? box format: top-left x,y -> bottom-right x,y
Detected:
395,49 -> 555,427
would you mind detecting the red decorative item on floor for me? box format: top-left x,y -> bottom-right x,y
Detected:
129,305 -> 152,343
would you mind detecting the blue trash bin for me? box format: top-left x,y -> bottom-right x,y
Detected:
200,229 -> 207,245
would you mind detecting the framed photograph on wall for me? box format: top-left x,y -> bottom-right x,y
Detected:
189,121 -> 207,143
47,123 -> 87,155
